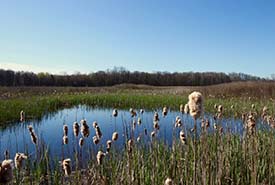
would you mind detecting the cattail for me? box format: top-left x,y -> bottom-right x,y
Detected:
165,177 -> 173,185
144,129 -> 147,135
79,138 -> 84,147
4,150 -> 9,160
62,158 -> 71,176
63,125 -> 68,136
112,132 -> 118,141
93,136 -> 100,145
140,109 -> 144,114
112,109 -> 118,117
30,132 -> 37,145
262,106 -> 268,120
154,112 -> 159,122
205,119 -> 210,128
180,104 -> 184,113
153,121 -> 160,130
130,108 -> 137,117
218,105 -> 223,113
151,131 -> 156,138
63,135 -> 68,145
92,121 -> 98,128
20,110 -> 25,122
95,126 -> 102,138
175,116 -> 182,127
0,159 -> 13,183
73,122 -> 80,137
214,104 -> 218,109
137,117 -> 142,125
106,140 -> 112,152
247,115 -> 256,131
162,106 -> 168,117
188,91 -> 203,120
96,151 -> 105,165
127,139 -> 134,153
179,130 -> 186,144
184,104 -> 189,114
81,120 -> 90,138
14,153 -> 27,169
137,136 -> 141,142
28,125 -> 33,133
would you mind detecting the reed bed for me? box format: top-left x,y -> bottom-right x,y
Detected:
0,91 -> 275,184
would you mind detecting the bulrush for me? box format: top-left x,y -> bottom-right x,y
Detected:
92,121 -> 98,129
73,122 -> 80,137
175,116 -> 182,127
62,158 -> 71,176
137,117 -> 142,125
153,121 -> 160,130
30,132 -> 37,145
106,140 -> 112,152
247,115 -> 256,131
20,110 -> 25,122
188,91 -> 203,120
164,177 -> 173,185
93,136 -> 100,145
154,112 -> 159,122
180,104 -> 184,114
79,138 -> 84,147
0,159 -> 13,183
184,104 -> 189,114
81,120 -> 90,137
151,131 -> 156,138
127,139 -> 134,153
63,135 -> 68,145
162,106 -> 168,117
96,151 -> 105,165
14,153 -> 27,169
63,125 -> 68,136
112,109 -> 118,117
129,108 -> 137,117
112,132 -> 118,141
28,125 -> 33,133
95,125 -> 102,138
179,130 -> 186,144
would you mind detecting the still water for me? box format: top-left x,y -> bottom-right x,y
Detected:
0,106 -> 247,165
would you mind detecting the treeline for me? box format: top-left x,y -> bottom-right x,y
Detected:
0,68 -> 266,87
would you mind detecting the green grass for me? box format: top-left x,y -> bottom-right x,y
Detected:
0,92 -> 274,125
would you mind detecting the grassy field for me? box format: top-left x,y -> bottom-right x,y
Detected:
1,82 -> 275,184
0,81 -> 275,124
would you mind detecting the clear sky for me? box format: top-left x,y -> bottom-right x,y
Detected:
0,0 -> 274,77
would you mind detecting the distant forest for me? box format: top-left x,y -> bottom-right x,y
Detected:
0,67 -> 266,87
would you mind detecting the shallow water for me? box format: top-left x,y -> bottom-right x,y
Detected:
0,105 -> 251,166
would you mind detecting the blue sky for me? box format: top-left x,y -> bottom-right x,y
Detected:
0,0 -> 274,77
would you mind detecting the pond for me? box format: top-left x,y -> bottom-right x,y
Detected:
0,105 -> 253,167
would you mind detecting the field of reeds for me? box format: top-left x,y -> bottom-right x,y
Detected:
0,82 -> 275,184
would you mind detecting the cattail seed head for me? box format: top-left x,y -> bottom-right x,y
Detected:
153,121 -> 160,130
63,135 -> 68,145
151,131 -> 156,138
92,121 -> 98,128
138,117 -> 142,125
106,140 -> 112,152
20,110 -> 25,122
62,158 -> 71,176
93,136 -> 100,145
180,104 -> 184,113
140,109 -> 144,114
218,105 -> 223,113
112,109 -> 118,117
0,159 -> 13,183
28,125 -> 33,133
73,122 -> 80,137
162,106 -> 168,117
179,130 -> 186,144
130,108 -> 137,117
79,138 -> 84,147
127,139 -> 134,153
154,112 -> 159,122
30,132 -> 37,145
96,151 -> 105,165
112,132 -> 118,141
188,91 -> 203,120
184,104 -> 189,114
165,177 -> 173,185
14,153 -> 27,169
175,116 -> 182,127
63,125 -> 68,136
81,120 -> 90,138
95,126 -> 102,138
